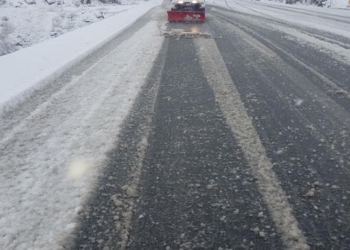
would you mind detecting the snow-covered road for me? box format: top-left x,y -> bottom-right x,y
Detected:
0,15 -> 163,249
1,0 -> 350,249
209,0 -> 350,38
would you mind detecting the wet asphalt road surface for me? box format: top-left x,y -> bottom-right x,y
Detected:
71,4 -> 350,250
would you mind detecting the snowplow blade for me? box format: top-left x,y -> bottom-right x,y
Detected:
167,11 -> 205,22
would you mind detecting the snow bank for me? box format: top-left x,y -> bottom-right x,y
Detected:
258,0 -> 349,8
0,5 -> 134,55
0,0 -> 141,54
0,0 -> 162,114
329,0 -> 349,8
0,19 -> 164,250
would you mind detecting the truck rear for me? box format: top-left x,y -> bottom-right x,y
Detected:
167,0 -> 206,22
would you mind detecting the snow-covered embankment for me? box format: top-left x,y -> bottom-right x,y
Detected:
0,0 -> 161,114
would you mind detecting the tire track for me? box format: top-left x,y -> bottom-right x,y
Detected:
71,31 -> 167,250
210,5 -> 350,45
211,9 -> 350,109
195,37 -> 310,250
255,4 -> 350,24
206,12 -> 350,248
126,37 -> 284,250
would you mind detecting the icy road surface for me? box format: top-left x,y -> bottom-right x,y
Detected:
2,0 -> 350,249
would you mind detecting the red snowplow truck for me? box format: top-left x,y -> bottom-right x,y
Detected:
167,0 -> 205,22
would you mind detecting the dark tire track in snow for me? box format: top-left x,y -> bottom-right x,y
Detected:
70,32 -> 168,250
211,5 -> 350,47
67,4 -> 350,250
126,38 -> 284,250
209,9 -> 350,249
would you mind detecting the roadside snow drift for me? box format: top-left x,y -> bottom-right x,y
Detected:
0,0 -> 162,114
0,0 -> 136,56
0,15 -> 163,250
